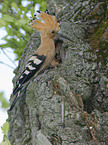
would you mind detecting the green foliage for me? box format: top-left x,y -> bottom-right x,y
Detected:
0,138 -> 11,145
36,0 -> 47,11
1,122 -> 9,136
0,122 -> 11,145
0,92 -> 9,109
0,0 -> 47,60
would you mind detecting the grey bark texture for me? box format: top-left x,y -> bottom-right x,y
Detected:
8,0 -> 108,145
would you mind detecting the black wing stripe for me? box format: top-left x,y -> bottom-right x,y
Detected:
13,54 -> 46,95
9,93 -> 19,111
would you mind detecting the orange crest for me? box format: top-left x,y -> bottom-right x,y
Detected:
30,12 -> 60,34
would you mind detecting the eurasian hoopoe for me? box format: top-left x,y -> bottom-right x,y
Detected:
9,9 -> 71,111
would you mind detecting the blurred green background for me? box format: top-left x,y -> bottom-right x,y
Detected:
0,0 -> 47,143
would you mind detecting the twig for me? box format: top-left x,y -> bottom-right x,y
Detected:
21,35 -> 28,42
0,61 -> 15,69
1,48 -> 17,67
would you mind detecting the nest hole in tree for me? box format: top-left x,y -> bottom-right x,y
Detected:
55,39 -> 95,114
54,39 -> 65,63
83,98 -> 94,114
54,39 -> 95,115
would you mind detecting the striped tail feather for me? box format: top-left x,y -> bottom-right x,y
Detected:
9,93 -> 19,111
13,84 -> 22,96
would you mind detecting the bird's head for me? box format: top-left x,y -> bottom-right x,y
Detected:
30,11 -> 60,39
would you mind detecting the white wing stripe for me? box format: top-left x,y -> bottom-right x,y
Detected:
20,75 -> 23,79
24,70 -> 30,75
34,58 -> 42,65
29,56 -> 36,61
28,65 -> 36,70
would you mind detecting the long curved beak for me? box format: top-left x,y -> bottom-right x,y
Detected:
57,33 -> 72,41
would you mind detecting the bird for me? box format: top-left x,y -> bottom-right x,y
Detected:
9,9 -> 71,111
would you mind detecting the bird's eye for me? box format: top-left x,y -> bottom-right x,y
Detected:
51,30 -> 55,34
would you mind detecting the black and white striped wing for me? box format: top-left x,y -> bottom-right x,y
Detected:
13,54 -> 46,95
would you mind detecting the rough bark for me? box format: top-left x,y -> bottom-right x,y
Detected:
8,0 -> 108,145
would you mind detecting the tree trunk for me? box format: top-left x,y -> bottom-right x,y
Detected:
8,0 -> 108,144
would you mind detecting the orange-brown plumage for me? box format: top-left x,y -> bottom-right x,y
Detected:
31,12 -> 60,39
9,11 -> 60,110
30,12 -> 60,72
